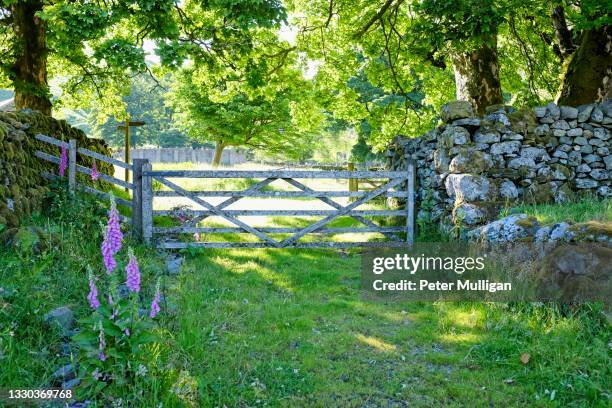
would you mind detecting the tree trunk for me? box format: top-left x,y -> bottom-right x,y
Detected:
212,141 -> 225,168
557,25 -> 612,106
11,0 -> 51,115
452,39 -> 503,114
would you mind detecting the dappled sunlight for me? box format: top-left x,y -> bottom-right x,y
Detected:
354,333 -> 397,352
438,332 -> 482,344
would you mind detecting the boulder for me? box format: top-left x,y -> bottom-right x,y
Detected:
466,214 -> 539,243
490,141 -> 521,155
575,178 -> 598,189
524,182 -> 554,204
439,126 -> 470,148
560,106 -> 578,119
499,180 -> 518,200
551,164 -> 571,180
448,149 -> 493,174
473,130 -> 500,144
453,203 -> 489,226
577,104 -> 595,122
44,306 -> 74,336
445,174 -> 494,202
440,101 -> 474,123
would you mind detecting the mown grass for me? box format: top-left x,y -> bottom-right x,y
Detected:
501,197 -> 612,225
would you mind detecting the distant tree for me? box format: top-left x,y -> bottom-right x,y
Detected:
168,67 -> 322,167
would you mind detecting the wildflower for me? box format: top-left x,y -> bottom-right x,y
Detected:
149,278 -> 161,318
125,248 -> 141,293
106,195 -> 123,254
92,368 -> 102,380
101,229 -> 116,274
91,159 -> 99,181
98,326 -> 106,362
59,146 -> 68,176
86,267 -> 100,310
193,232 -> 200,242
124,328 -> 130,336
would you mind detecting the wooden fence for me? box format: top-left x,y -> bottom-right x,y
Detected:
34,134 -> 416,249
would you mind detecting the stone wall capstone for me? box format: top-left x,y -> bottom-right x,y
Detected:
0,110 -> 113,228
387,100 -> 611,230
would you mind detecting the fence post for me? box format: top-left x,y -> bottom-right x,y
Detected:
142,162 -> 153,245
406,158 -> 415,246
348,162 -> 357,195
68,139 -> 77,192
132,159 -> 147,240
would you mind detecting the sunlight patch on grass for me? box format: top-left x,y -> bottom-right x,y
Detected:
354,333 -> 398,352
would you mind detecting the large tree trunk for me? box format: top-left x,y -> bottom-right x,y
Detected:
212,141 -> 225,168
557,25 -> 612,106
11,0 -> 51,115
452,39 -> 503,114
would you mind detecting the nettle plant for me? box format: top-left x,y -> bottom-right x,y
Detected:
74,195 -> 162,395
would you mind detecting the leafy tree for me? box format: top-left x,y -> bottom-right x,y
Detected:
0,0 -> 288,116
167,66 -> 323,167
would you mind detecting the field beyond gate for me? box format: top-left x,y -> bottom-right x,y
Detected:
141,168 -> 415,249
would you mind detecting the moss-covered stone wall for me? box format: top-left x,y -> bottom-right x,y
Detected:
0,110 -> 113,227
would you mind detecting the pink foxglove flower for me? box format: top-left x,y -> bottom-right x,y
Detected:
91,159 -> 99,181
86,268 -> 100,310
98,324 -> 106,361
149,279 -> 161,318
101,230 -> 116,274
59,146 -> 68,176
106,195 -> 123,254
125,248 -> 141,293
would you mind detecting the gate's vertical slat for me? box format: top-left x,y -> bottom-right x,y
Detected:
406,158 -> 415,246
142,162 -> 154,244
132,159 -> 147,240
68,139 -> 77,192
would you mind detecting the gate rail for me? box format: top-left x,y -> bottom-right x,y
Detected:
34,133 -> 415,249
140,167 -> 415,249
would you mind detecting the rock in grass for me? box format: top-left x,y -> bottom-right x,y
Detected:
44,307 -> 74,336
52,364 -> 76,382
166,256 -> 183,275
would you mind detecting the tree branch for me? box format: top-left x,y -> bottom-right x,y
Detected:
551,6 -> 575,59
353,0 -> 402,39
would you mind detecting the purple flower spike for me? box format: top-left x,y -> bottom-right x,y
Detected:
86,268 -> 100,310
98,325 -> 106,361
101,233 -> 116,274
106,195 -> 123,254
59,146 -> 68,177
91,160 -> 99,181
149,279 -> 161,318
125,248 -> 141,293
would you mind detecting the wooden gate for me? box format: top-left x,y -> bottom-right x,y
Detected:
139,167 -> 415,249
33,133 -> 415,249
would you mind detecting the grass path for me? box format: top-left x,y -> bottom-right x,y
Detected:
163,247 -> 610,407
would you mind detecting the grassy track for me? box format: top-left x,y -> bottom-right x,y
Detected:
165,246 -> 610,407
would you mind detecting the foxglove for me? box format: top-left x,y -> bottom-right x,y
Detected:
86,268 -> 100,310
101,229 -> 116,274
91,159 -> 99,181
125,248 -> 141,293
59,146 -> 68,176
106,195 -> 123,254
98,323 -> 106,361
149,279 -> 161,318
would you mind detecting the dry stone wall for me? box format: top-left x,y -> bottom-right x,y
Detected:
0,110 -> 113,228
388,100 -> 611,230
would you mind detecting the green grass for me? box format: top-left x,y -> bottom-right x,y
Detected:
168,247 -> 610,407
501,197 -> 612,225
1,188 -> 610,407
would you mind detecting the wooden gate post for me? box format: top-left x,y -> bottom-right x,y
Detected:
141,162 -> 153,244
68,139 -> 77,192
132,158 -> 148,240
406,158 -> 415,246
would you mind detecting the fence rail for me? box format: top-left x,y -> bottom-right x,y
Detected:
34,133 -> 415,249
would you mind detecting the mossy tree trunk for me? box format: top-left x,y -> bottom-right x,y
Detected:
557,25 -> 612,106
11,0 -> 51,115
452,38 -> 503,115
212,141 -> 225,168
